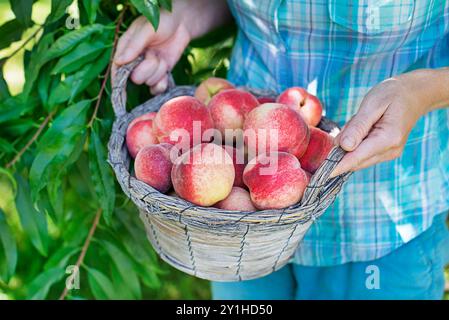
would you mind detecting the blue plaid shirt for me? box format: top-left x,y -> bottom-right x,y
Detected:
227,0 -> 449,266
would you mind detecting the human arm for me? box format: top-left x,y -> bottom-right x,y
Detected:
331,67 -> 449,177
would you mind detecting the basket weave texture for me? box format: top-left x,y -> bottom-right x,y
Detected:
108,57 -> 352,281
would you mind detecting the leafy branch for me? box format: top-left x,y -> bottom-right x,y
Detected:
2,25 -> 43,61
5,110 -> 56,169
88,6 -> 127,127
59,208 -> 103,300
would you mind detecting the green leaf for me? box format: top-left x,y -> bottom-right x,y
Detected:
44,24 -> 106,62
27,267 -> 66,299
37,64 -> 53,110
89,125 -> 115,224
0,168 -> 17,197
102,241 -> 141,299
0,94 -> 38,124
159,0 -> 172,11
0,208 -> 17,282
0,20 -> 26,50
0,137 -> 16,154
23,32 -> 55,96
10,0 -> 34,27
82,0 -> 101,24
29,100 -> 90,200
1,118 -> 37,138
51,40 -> 108,75
15,175 -> 48,256
44,246 -> 80,270
47,48 -> 111,107
46,0 -> 73,23
86,267 -> 117,300
190,24 -> 237,48
0,60 -> 10,99
130,0 -> 160,30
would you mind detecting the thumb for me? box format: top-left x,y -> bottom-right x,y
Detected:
337,98 -> 388,151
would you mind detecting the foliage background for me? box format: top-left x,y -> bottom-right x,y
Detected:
0,0 -> 447,300
0,0 -> 237,300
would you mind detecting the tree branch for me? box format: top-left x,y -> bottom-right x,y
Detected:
88,8 -> 127,127
2,26 -> 43,61
59,208 -> 102,300
5,110 -> 56,169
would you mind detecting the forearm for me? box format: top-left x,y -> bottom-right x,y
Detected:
171,0 -> 231,40
396,68 -> 449,114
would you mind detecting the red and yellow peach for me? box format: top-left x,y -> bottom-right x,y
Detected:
171,143 -> 235,206
243,152 -> 309,210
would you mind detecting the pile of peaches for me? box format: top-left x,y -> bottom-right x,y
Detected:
126,78 -> 335,211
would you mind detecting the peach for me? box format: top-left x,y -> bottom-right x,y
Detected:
171,143 -> 235,206
223,145 -> 246,188
152,96 -> 214,149
134,143 -> 173,193
127,112 -> 156,133
126,113 -> 158,158
194,77 -> 234,105
299,127 -> 334,173
277,87 -> 323,127
243,103 -> 309,158
215,187 -> 256,211
207,89 -> 259,137
257,96 -> 276,104
243,152 -> 309,210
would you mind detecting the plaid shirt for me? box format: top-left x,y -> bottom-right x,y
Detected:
227,0 -> 449,266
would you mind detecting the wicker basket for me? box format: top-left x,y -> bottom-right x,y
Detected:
108,57 -> 351,282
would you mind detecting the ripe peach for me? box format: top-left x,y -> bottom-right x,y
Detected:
215,187 -> 256,211
299,127 -> 334,173
243,103 -> 309,158
152,96 -> 214,150
171,143 -> 235,206
243,152 -> 309,210
207,89 -> 259,136
194,77 -> 234,105
127,112 -> 156,133
126,113 -> 158,158
277,87 -> 323,127
223,145 -> 246,188
134,143 -> 173,193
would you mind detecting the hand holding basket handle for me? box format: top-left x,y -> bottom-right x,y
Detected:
109,55 -> 352,281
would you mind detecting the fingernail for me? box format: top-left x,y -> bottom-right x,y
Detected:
341,136 -> 356,150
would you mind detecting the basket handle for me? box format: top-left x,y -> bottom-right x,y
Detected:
111,55 -> 175,118
301,146 -> 350,207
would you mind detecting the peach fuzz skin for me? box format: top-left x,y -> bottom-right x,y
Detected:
299,127 -> 334,173
243,152 -> 309,210
215,187 -> 256,211
171,143 -> 235,207
223,145 -> 246,188
277,87 -> 323,127
207,89 -> 259,136
243,103 -> 309,158
152,96 -> 214,148
194,77 -> 234,105
134,143 -> 174,193
127,112 -> 157,134
126,112 -> 158,158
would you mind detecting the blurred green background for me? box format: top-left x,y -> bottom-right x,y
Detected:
0,0 -> 447,300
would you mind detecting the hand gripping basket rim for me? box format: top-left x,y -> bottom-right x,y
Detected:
108,56 -> 352,281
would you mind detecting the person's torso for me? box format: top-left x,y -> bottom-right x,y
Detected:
227,0 -> 449,265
